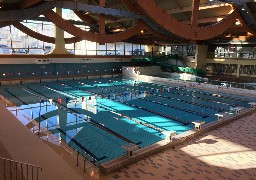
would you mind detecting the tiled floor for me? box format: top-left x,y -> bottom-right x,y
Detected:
104,113 -> 256,180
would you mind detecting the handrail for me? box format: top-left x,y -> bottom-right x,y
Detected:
76,150 -> 99,172
0,156 -> 42,180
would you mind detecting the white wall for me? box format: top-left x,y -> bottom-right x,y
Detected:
122,66 -> 162,79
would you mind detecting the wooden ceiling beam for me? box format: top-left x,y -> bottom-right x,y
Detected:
182,16 -> 226,24
19,0 -> 41,9
167,2 -> 232,14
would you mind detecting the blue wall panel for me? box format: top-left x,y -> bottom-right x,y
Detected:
0,62 -> 130,79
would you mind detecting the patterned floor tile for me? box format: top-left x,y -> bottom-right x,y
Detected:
104,113 -> 256,180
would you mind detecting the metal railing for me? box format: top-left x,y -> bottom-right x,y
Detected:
0,157 -> 42,180
76,150 -> 99,172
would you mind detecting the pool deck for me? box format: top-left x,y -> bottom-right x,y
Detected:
103,111 -> 256,180
99,107 -> 255,174
206,75 -> 256,83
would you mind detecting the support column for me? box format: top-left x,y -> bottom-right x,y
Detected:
191,0 -> 200,27
51,8 -> 68,54
146,44 -> 159,57
237,64 -> 240,77
99,0 -> 105,45
160,46 -> 165,55
194,45 -> 208,70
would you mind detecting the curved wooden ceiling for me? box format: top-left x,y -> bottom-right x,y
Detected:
0,0 -> 255,44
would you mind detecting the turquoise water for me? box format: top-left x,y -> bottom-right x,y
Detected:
1,77 -> 254,164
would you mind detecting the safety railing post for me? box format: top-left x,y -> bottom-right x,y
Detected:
15,162 -> 18,180
37,168 -> 39,180
32,166 -> 34,180
84,159 -> 86,172
4,159 -> 6,180
27,164 -> 29,179
21,164 -> 24,180
77,152 -> 80,166
10,161 -> 12,180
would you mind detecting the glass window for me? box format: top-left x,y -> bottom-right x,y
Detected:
97,43 -> 106,55
116,42 -> 124,55
10,25 -> 28,54
132,43 -> 140,55
141,45 -> 145,55
75,40 -> 86,55
28,36 -> 43,49
62,9 -> 74,21
42,23 -> 54,37
44,43 -> 54,54
86,41 -> 96,55
106,43 -> 115,55
125,42 -> 133,55
64,29 -> 75,54
0,18 -> 164,56
0,26 -> 11,54
65,43 -> 74,54
21,20 -> 45,54
62,9 -> 83,22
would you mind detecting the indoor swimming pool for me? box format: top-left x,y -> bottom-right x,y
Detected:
1,77 -> 255,164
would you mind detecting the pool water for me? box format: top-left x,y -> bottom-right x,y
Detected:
1,77 -> 255,164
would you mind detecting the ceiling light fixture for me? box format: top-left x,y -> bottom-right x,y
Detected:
235,19 -> 241,26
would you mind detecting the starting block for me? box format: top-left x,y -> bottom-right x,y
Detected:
248,102 -> 256,109
162,131 -> 176,142
230,107 -> 244,114
163,88 -> 169,92
122,143 -> 139,157
215,113 -> 226,121
192,121 -> 205,131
